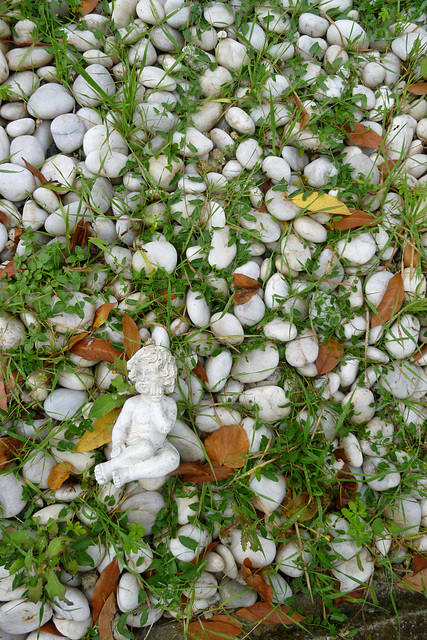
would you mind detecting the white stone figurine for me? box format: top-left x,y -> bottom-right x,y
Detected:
94,345 -> 180,488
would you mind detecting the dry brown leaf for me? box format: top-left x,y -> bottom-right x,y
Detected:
282,488 -> 319,523
169,460 -> 234,483
0,377 -> 7,412
233,273 -> 262,306
408,83 -> 427,95
21,158 -> 48,183
204,424 -> 249,469
192,359 -> 209,383
290,92 -> 309,130
236,602 -> 305,626
411,554 -> 427,575
371,273 -> 404,328
380,158 -> 398,178
47,462 -> 74,490
184,615 -> 242,640
0,259 -> 22,279
242,558 -> 273,603
77,0 -> 99,15
0,437 -> 24,471
98,591 -> 117,640
39,621 -> 66,636
92,558 -> 120,623
316,338 -> 345,376
330,209 -> 377,230
75,409 -> 121,452
0,211 -> 8,224
71,337 -> 123,364
413,344 -> 427,363
344,122 -> 383,148
333,583 -> 368,605
93,302 -> 117,330
70,218 -> 91,254
191,541 -> 220,565
122,313 -> 141,360
403,241 -> 419,269
397,568 -> 427,591
337,464 -> 358,509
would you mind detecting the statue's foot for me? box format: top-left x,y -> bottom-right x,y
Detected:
94,464 -> 108,485
113,469 -> 126,488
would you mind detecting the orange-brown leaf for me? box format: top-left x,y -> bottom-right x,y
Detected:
0,437 -> 24,471
371,273 -> 404,328
192,360 -> 209,383
70,218 -> 91,253
204,424 -> 249,469
236,602 -> 305,626
344,122 -> 383,148
408,83 -> 427,95
330,209 -> 377,230
233,273 -> 262,290
233,288 -> 260,305
242,558 -> 274,603
71,336 -> 123,364
413,344 -> 427,363
184,616 -> 242,640
0,259 -> 22,279
92,557 -> 120,623
122,313 -> 141,360
47,462 -> 74,490
0,211 -> 8,224
397,568 -> 427,592
380,158 -> 398,177
333,583 -> 368,605
282,488 -> 320,523
191,541 -> 220,565
316,339 -> 344,376
92,302 -> 117,330
403,241 -> 419,269
39,621 -> 66,636
77,0 -> 99,15
412,554 -> 427,575
66,331 -> 91,352
0,378 -> 7,412
169,460 -> 234,483
21,158 -> 48,183
98,591 -> 117,640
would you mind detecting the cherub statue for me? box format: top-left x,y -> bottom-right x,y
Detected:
94,344 -> 180,488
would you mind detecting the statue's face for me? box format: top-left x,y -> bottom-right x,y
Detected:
133,359 -> 164,393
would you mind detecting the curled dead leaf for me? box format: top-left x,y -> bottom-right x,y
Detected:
316,339 -> 345,376
204,424 -> 249,468
236,602 -> 305,626
282,488 -> 319,523
330,209 -> 377,230
98,591 -> 117,640
93,302 -> 117,330
92,557 -> 120,623
77,0 -> 99,15
0,258 -> 22,279
75,409 -> 121,452
411,553 -> 427,575
337,463 -> 358,509
169,460 -> 234,483
344,122 -> 383,148
71,337 -> 123,364
413,344 -> 427,363
122,313 -> 141,360
233,273 -> 262,306
371,273 -> 404,328
407,83 -> 427,95
403,241 -> 419,269
0,437 -> 24,471
192,360 -> 209,383
47,462 -> 74,490
242,558 -> 273,603
70,218 -> 91,254
183,615 -> 242,640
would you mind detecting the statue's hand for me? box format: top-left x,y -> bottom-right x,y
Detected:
112,442 -> 125,457
150,386 -> 163,402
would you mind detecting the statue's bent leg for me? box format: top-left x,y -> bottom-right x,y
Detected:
116,442 -> 180,485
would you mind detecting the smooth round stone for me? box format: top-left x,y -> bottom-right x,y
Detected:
50,290 -> 96,332
85,149 -> 128,178
225,107 -> 256,135
384,314 -> 420,359
337,232 -> 376,266
3,70 -> 38,100
169,419 -> 205,462
51,587 -> 90,622
44,389 -> 88,420
210,312 -> 244,345
187,289 -> 210,327
233,294 -> 265,327
0,126 -> 10,161
117,572 -> 140,613
51,114 -> 86,153
240,385 -> 291,422
342,388 -> 376,424
231,342 -> 279,383
239,210 -> 280,243
132,241 -> 177,274
216,38 -> 249,71
42,155 -> 77,188
208,228 -> 237,269
383,496 -> 421,538
0,163 -> 37,201
0,599 -> 52,633
263,318 -> 297,342
379,362 -> 427,399
285,330 -> 318,367
10,135 -> 45,168
326,19 -> 368,49
391,32 -> 427,61
0,472 -> 27,517
6,46 -> 54,70
172,127 -> 213,157
219,578 -> 257,609
27,84 -> 75,119
0,222 -> 7,253
229,529 -> 276,568
22,451 -> 57,488
204,350 -> 233,392
6,118 -> 36,137
83,124 -> 128,156
73,64 -> 116,107
0,312 -> 26,350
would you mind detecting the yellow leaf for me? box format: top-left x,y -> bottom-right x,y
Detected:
289,192 -> 351,216
75,409 -> 121,452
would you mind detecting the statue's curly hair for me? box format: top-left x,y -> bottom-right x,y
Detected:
127,345 -> 177,393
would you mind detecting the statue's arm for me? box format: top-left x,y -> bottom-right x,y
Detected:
150,395 -> 177,433
111,401 -> 133,455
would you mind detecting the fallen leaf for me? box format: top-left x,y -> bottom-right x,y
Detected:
316,338 -> 345,376
333,447 -> 350,463
71,337 -> 123,364
412,554 -> 427,575
289,192 -> 351,216
169,460 -> 234,483
92,302 -> 117,330
75,409 -> 121,452
282,488 -> 319,523
0,259 -> 22,279
333,583 -> 368,605
337,464 -> 358,509
65,331 -> 92,353
397,568 -> 427,592
371,273 -> 404,328
414,344 -> 427,363
98,591 -> 117,640
0,377 -> 7,412
191,541 -> 219,565
39,621 -> 66,636
0,437 -> 24,471
407,83 -> 427,95
236,602 -> 305,625
21,158 -> 48,183
380,158 -> 398,177
92,557 -> 120,623
241,558 -> 273,603
47,462 -> 74,490
290,92 -> 309,129
192,360 -> 209,383
403,241 -> 419,269
344,122 -> 383,148
77,0 -> 99,15
204,424 -> 249,469
330,209 -> 377,230
184,615 -> 242,640
70,218 -> 91,254
233,273 -> 262,306
122,313 -> 141,360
